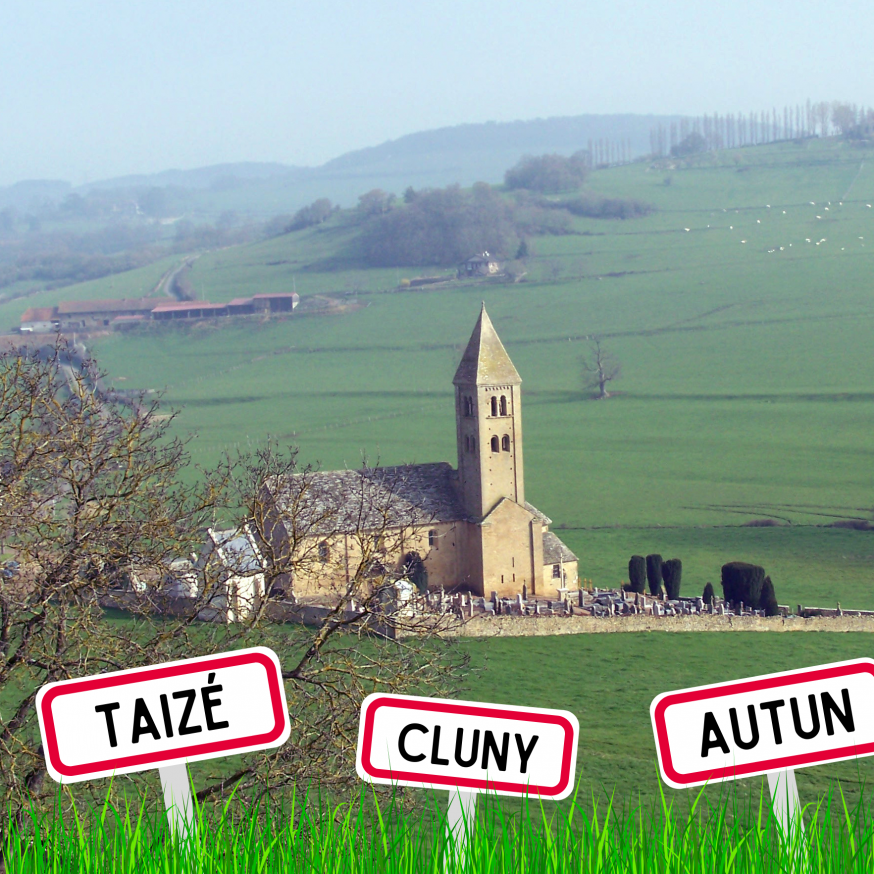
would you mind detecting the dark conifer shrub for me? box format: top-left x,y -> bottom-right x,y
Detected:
721,562 -> 765,607
759,575 -> 779,616
646,553 -> 663,596
702,582 -> 715,606
628,555 -> 646,594
662,558 -> 682,600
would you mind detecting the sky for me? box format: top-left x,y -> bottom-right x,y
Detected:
2,0 -> 873,186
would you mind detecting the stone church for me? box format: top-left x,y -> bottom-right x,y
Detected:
265,304 -> 577,600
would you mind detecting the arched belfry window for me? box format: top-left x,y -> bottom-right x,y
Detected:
463,396 -> 474,417
490,436 -> 499,453
490,396 -> 498,417
502,435 -> 510,452
500,395 -> 508,416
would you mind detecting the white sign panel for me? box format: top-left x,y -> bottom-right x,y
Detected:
37,647 -> 289,783
651,658 -> 874,788
356,693 -> 578,799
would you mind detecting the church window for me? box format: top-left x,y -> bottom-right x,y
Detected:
318,541 -> 330,563
552,564 -> 561,578
428,530 -> 437,547
470,436 -> 475,451
501,435 -> 510,452
464,396 -> 474,417
500,395 -> 508,416
490,436 -> 499,452
490,396 -> 498,417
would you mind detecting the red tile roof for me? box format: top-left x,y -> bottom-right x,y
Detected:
57,297 -> 166,315
21,307 -> 58,323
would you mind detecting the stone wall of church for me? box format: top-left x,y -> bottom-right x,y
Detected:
479,500 -> 538,599
542,559 -> 579,597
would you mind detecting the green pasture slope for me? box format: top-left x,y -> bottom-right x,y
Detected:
50,135 -> 872,611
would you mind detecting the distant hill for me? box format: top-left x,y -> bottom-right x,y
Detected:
0,179 -> 72,210
4,114 -> 684,217
320,114 -> 681,182
81,162 -> 307,192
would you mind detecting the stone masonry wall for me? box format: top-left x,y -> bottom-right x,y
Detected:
446,613 -> 874,637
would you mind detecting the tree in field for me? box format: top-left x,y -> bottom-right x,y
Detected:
582,339 -> 621,399
662,558 -> 682,600
0,340 -> 464,831
646,554 -> 663,597
832,103 -> 858,136
702,582 -> 715,606
357,189 -> 396,217
628,555 -> 646,594
671,132 -> 707,157
504,152 -> 589,193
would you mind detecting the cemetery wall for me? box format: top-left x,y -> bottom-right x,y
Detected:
448,613 -> 874,637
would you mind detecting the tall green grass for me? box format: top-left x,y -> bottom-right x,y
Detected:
4,780 -> 874,872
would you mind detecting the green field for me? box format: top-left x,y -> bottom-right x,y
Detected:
459,632 -> 874,813
16,136 -> 864,610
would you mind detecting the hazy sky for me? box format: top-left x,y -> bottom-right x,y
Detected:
2,0 -> 872,185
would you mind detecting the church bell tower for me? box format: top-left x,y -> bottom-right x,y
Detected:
453,303 -> 524,519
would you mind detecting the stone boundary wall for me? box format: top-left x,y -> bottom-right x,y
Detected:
447,613 -> 874,637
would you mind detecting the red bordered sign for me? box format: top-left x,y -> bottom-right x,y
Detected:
651,658 -> 874,788
37,647 -> 290,783
356,693 -> 579,798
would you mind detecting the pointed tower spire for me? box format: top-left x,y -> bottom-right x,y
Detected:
453,304 -> 524,518
453,303 -> 521,387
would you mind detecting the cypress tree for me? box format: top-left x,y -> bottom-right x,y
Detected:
628,555 -> 646,594
759,575 -> 779,616
662,558 -> 682,600
702,582 -> 715,606
721,562 -> 765,607
646,554 -> 663,596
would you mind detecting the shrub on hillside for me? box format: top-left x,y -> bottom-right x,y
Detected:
646,554 -> 663,596
560,193 -> 655,220
360,183 -> 518,267
721,561 -> 765,608
287,198 -> 335,232
504,152 -> 590,193
628,555 -> 646,594
702,582 -> 715,606
662,558 -> 682,600
759,575 -> 779,616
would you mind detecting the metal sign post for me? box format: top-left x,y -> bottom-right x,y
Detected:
356,693 -> 579,870
36,647 -> 290,837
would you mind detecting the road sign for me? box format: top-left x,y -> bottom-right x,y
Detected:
36,647 -> 290,836
357,692 -> 579,870
356,693 -> 579,798
650,658 -> 874,789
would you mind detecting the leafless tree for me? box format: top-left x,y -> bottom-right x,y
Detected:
0,340 -> 466,835
582,339 -> 621,399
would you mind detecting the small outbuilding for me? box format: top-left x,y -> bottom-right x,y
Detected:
458,252 -> 502,278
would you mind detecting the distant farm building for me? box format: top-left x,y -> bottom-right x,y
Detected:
20,307 -> 60,333
19,292 -> 299,332
458,252 -> 502,278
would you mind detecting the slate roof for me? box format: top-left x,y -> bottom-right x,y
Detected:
267,463 -> 467,535
207,528 -> 263,574
542,530 -> 577,565
453,303 -> 522,387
